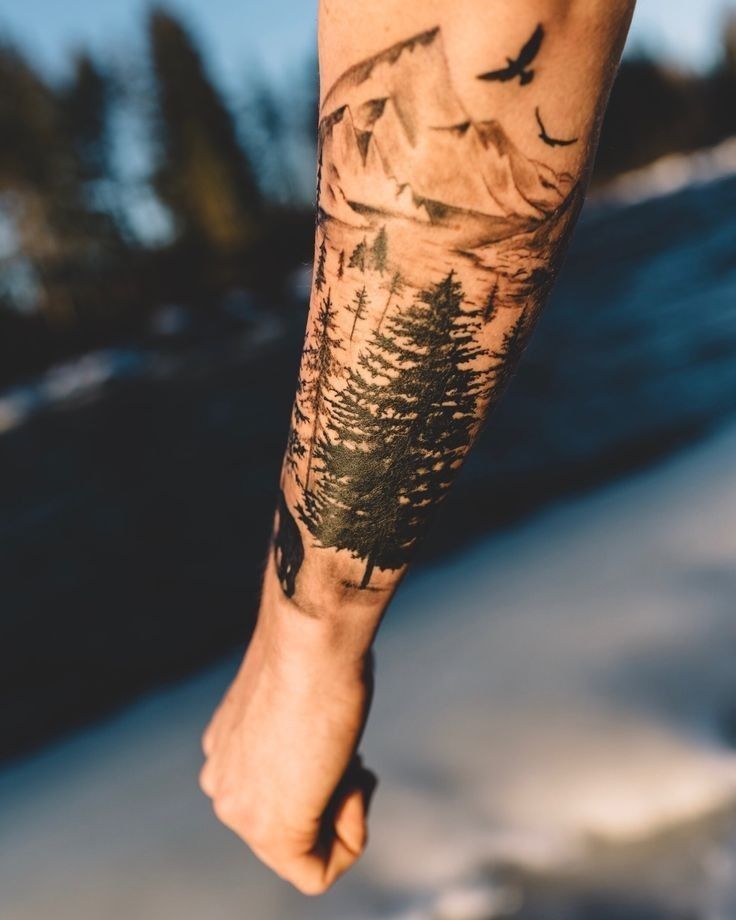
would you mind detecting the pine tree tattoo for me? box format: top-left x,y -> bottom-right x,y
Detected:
277,25 -> 584,599
347,286 -> 370,342
299,272 -> 484,588
314,235 -> 328,292
299,290 -> 344,490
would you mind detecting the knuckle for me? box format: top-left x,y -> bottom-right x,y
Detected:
291,874 -> 329,897
240,807 -> 276,849
212,793 -> 238,825
213,796 -> 273,849
198,764 -> 215,798
201,727 -> 213,754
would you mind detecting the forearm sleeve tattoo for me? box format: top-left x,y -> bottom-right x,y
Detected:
274,23 -> 587,604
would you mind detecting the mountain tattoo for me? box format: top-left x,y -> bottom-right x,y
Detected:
535,107 -> 579,147
477,24 -> 545,86
280,26 -> 583,598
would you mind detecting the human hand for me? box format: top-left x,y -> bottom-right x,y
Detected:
199,593 -> 377,895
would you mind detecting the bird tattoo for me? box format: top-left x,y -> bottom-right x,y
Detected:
477,24 -> 545,86
534,107 -> 578,147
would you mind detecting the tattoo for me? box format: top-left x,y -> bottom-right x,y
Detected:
314,235 -> 328,291
477,24 -> 545,86
482,277 -> 499,323
346,285 -> 370,342
299,271 -> 490,590
273,490 -> 304,598
279,25 -> 583,597
298,289 -> 344,490
535,107 -> 579,148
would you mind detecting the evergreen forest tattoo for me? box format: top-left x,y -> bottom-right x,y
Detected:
276,25 -> 583,598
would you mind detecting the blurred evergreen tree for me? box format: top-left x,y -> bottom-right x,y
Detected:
0,46 -> 73,266
148,8 -> 262,253
0,44 -> 100,325
0,46 -> 67,197
709,14 -> 736,142
63,54 -> 111,188
242,71 -> 301,202
60,54 -> 128,255
595,20 -> 736,185
243,52 -> 318,205
718,13 -> 736,75
595,57 -> 696,181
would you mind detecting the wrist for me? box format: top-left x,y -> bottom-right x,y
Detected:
255,561 -> 383,669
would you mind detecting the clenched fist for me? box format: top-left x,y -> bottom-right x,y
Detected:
200,587 -> 378,895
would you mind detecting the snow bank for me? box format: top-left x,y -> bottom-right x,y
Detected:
591,136 -> 736,208
2,424 -> 736,919
0,350 -> 147,434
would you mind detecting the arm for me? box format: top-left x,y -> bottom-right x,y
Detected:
200,0 -> 635,894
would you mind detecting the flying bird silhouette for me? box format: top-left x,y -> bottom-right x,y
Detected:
534,107 -> 578,147
477,24 -> 545,86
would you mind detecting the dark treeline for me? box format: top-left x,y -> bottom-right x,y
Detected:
0,9 -> 734,389
595,18 -> 736,180
0,9 -> 316,388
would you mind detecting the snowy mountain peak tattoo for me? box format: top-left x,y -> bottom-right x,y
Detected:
318,27 -> 574,246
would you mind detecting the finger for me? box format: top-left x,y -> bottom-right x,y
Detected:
201,690 -> 236,757
334,768 -> 378,855
323,774 -> 378,890
198,760 -> 216,798
201,719 -> 216,756
322,834 -> 364,889
283,836 -> 363,895
334,786 -> 366,855
201,679 -> 240,756
201,697 -> 227,756
281,767 -> 378,895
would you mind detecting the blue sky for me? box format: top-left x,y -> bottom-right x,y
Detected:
0,0 -> 734,97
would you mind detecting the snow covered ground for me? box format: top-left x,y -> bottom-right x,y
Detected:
591,136 -> 736,207
2,423 -> 736,920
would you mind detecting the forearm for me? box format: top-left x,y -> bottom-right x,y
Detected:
203,0 -> 637,891
267,0 -> 634,650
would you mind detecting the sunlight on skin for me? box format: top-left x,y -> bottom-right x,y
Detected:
200,0 -> 636,894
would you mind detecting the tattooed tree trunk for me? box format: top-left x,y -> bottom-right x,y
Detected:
360,557 -> 375,590
304,414 -> 320,490
298,290 -> 343,491
376,291 -> 393,333
347,286 -> 370,342
377,272 -> 404,332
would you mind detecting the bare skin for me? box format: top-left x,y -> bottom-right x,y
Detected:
201,569 -> 376,893
200,0 -> 636,895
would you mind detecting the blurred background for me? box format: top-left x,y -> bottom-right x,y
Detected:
1,1 -> 736,918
